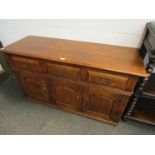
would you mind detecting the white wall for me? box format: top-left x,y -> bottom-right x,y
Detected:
0,19 -> 153,48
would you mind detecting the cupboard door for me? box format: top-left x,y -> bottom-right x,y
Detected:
48,78 -> 82,111
19,71 -> 49,102
83,87 -> 128,122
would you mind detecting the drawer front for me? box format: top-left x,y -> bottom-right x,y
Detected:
46,62 -> 80,80
10,56 -> 42,72
87,70 -> 130,91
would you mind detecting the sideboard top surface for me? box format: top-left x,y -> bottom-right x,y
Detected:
2,36 -> 147,77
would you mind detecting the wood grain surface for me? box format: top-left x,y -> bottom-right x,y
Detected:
2,36 -> 147,77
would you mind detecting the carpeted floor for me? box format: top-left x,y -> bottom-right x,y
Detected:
0,76 -> 155,135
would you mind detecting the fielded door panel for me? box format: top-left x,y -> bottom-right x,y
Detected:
18,71 -> 49,102
83,86 -> 127,122
48,78 -> 83,111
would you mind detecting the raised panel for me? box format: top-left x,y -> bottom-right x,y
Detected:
48,79 -> 81,110
46,62 -> 80,80
83,87 -> 124,121
10,56 -> 42,72
3,36 -> 145,125
19,71 -> 48,102
87,70 -> 130,91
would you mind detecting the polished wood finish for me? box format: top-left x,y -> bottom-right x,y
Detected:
1,36 -> 148,125
3,36 -> 147,77
87,70 -> 136,91
83,86 -> 129,122
10,56 -> 43,73
18,71 -> 49,102
48,78 -> 82,111
46,62 -> 80,80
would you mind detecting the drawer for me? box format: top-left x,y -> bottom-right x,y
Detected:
10,56 -> 42,72
46,62 -> 80,80
87,70 -> 130,91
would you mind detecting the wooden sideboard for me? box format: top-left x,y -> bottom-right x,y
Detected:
1,36 -> 148,125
